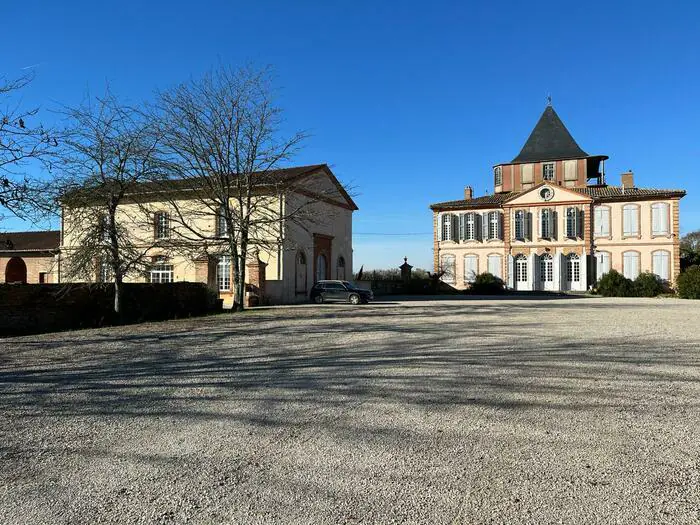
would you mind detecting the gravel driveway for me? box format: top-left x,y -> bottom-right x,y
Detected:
1,296 -> 699,524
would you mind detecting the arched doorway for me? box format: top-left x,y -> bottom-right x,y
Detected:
5,257 -> 27,284
539,253 -> 553,291
316,254 -> 327,282
515,254 -> 528,290
295,251 -> 308,293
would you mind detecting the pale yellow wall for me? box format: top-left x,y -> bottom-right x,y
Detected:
594,199 -> 678,282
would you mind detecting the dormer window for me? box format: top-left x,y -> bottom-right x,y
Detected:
542,162 -> 555,181
494,166 -> 502,186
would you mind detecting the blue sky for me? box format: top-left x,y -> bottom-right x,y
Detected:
4,0 -> 699,271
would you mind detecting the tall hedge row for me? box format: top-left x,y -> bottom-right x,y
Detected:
0,282 -> 220,337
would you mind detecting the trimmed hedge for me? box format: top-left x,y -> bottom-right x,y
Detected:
596,269 -> 666,298
677,265 -> 700,299
466,273 -> 505,295
0,282 -> 220,337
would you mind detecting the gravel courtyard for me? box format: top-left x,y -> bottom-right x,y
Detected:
1,297 -> 699,524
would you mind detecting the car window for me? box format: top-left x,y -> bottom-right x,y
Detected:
326,283 -> 345,291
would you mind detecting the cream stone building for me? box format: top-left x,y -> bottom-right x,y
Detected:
0,231 -> 60,284
430,105 -> 686,292
59,164 -> 357,305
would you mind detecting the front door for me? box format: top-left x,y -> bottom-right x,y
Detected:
515,255 -> 528,291
540,254 -> 554,291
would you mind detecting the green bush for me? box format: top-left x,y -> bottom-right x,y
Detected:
677,265 -> 700,299
596,269 -> 635,297
467,272 -> 505,295
633,272 -> 665,297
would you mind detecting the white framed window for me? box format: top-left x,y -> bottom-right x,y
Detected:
596,251 -> 611,280
566,207 -> 579,239
541,208 -> 555,239
217,255 -> 232,291
217,204 -> 228,237
488,211 -> 501,240
623,204 -> 640,237
487,254 -> 502,279
494,166 -> 502,186
514,210 -> 525,240
542,162 -> 555,181
623,251 -> 640,280
566,253 -> 580,283
154,211 -> 170,240
465,213 -> 476,241
651,202 -> 670,236
464,255 -> 478,282
652,250 -> 670,281
540,253 -> 553,282
594,206 -> 610,237
441,214 -> 455,241
515,254 -> 528,282
150,257 -> 174,283
99,260 -> 112,283
441,254 -> 456,283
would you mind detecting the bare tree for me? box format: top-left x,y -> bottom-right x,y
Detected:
152,65 -> 330,310
0,72 -> 56,226
57,89 -> 162,315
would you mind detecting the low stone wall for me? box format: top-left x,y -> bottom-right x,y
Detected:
0,283 -> 219,337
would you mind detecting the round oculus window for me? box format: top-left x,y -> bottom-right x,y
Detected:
539,187 -> 554,201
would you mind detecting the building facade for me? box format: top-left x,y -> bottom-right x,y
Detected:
1,231 -> 60,284
430,105 -> 685,292
58,164 -> 357,305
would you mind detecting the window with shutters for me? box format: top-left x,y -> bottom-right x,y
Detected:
566,254 -> 580,283
441,254 -> 456,283
594,206 -> 610,237
595,251 -> 611,280
564,160 -> 578,181
154,211 -> 170,240
566,207 -> 579,239
217,255 -> 232,291
98,260 -> 112,283
441,214 -> 453,241
515,254 -> 527,282
652,250 -> 670,281
150,257 -> 173,283
622,204 -> 640,237
651,202 -> 670,236
464,255 -> 478,282
487,254 -> 502,279
465,213 -> 476,241
216,204 -> 228,238
542,162 -> 555,181
494,166 -> 502,186
488,211 -> 500,240
541,208 -> 555,239
540,253 -> 553,282
521,164 -> 534,184
623,251 -> 640,280
514,210 -> 525,240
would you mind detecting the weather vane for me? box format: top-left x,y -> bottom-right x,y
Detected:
546,94 -> 552,106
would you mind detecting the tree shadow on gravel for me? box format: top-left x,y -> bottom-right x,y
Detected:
1,299 -> 699,430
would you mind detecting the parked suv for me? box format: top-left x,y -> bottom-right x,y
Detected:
310,280 -> 373,305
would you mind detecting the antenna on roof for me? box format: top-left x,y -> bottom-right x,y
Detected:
546,94 -> 552,107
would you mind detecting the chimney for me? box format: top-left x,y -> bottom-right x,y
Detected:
621,171 -> 634,190
464,186 -> 473,200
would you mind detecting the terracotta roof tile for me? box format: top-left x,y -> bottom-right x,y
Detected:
0,231 -> 60,252
430,186 -> 686,211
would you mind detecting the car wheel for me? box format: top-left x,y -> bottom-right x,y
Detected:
314,295 -> 324,304
349,294 -> 360,305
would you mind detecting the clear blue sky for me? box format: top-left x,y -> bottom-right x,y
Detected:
4,0 -> 699,271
